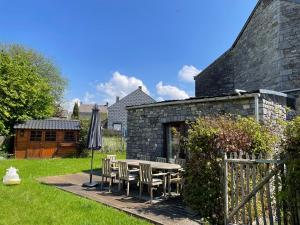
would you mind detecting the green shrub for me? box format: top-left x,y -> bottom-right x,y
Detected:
184,116 -> 277,225
282,116 -> 300,224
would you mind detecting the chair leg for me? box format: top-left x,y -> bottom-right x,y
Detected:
163,177 -> 166,198
139,183 -> 142,200
109,177 -> 112,193
150,187 -> 153,204
176,182 -> 179,194
168,177 -> 171,196
118,179 -> 121,192
101,175 -> 104,190
126,181 -> 130,196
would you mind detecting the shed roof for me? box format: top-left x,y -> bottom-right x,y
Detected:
14,119 -> 80,130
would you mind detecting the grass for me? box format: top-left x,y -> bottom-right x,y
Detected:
0,152 -> 150,225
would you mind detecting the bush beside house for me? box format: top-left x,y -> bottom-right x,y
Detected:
184,116 -> 278,225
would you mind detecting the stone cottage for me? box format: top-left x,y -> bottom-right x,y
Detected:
108,86 -> 156,134
126,0 -> 300,161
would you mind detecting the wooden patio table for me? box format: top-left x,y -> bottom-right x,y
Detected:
117,159 -> 182,170
117,159 -> 182,196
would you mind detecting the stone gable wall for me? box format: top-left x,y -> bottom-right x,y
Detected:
195,0 -> 300,101
278,0 -> 300,91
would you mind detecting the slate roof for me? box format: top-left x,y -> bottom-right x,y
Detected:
108,88 -> 156,109
79,104 -> 108,114
14,119 -> 80,130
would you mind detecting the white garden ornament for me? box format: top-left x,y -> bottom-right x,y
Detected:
3,167 -> 21,185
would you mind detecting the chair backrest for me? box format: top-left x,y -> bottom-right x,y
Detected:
102,158 -> 112,176
139,163 -> 152,184
175,158 -> 186,168
156,157 -> 166,163
118,161 -> 128,179
106,154 -> 116,161
140,155 -> 150,161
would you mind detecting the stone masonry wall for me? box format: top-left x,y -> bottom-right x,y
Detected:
127,97 -> 285,160
278,0 -> 300,91
195,0 -> 300,98
127,95 -> 287,160
233,0 -> 281,91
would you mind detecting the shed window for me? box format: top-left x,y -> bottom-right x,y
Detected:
30,130 -> 42,141
45,130 -> 56,141
64,131 -> 76,142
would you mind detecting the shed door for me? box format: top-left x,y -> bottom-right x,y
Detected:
27,130 -> 43,158
27,142 -> 42,158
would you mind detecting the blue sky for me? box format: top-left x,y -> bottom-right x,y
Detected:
0,0 -> 257,110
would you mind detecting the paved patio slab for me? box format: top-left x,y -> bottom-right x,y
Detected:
38,172 -> 201,225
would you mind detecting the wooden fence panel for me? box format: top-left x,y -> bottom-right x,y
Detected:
224,152 -> 286,225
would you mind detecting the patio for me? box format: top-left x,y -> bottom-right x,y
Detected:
38,172 -> 201,225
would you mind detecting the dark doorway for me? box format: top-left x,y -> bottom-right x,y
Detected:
164,122 -> 187,162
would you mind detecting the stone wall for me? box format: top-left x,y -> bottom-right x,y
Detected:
127,93 -> 287,160
278,0 -> 300,91
195,0 -> 300,100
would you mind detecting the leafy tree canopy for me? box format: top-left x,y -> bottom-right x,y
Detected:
0,44 -> 66,134
0,44 -> 67,104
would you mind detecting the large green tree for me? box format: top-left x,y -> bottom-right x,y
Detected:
0,49 -> 56,134
0,44 -> 67,105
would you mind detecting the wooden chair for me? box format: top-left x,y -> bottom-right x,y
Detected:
107,154 -> 118,171
139,163 -> 167,203
101,158 -> 117,192
175,158 -> 186,169
168,158 -> 186,195
118,161 -> 139,196
156,157 -> 166,163
140,155 -> 150,161
106,154 -> 116,160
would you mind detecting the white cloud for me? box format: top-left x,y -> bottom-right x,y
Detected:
67,98 -> 81,112
156,81 -> 189,100
96,71 -> 149,103
83,92 -> 95,103
178,65 -> 201,83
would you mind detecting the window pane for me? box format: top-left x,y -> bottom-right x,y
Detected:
113,123 -> 122,131
64,131 -> 75,142
30,130 -> 42,141
45,130 -> 56,141
165,123 -> 187,162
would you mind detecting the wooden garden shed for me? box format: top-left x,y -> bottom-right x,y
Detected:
14,119 -> 80,159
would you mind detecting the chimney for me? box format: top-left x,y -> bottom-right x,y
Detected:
116,96 -> 120,103
105,102 -> 109,106
138,86 -> 142,90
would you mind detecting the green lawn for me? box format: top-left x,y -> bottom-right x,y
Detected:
0,152 -> 150,225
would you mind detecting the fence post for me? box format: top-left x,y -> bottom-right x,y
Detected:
224,152 -> 228,225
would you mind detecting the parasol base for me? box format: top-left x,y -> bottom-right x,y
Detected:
82,181 -> 99,188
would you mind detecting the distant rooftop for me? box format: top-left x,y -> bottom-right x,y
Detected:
79,104 -> 108,114
14,119 -> 80,130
